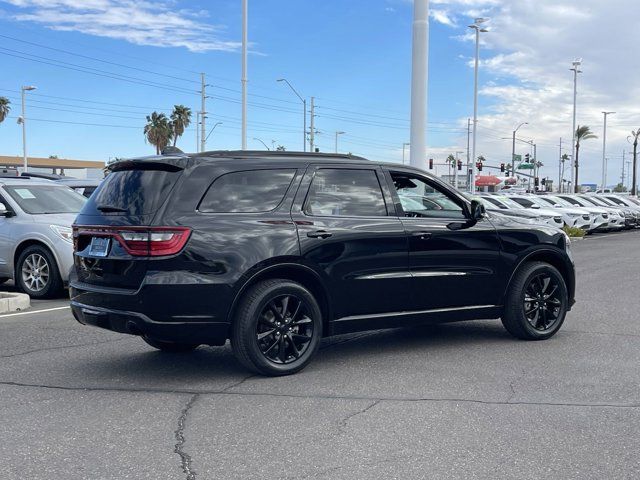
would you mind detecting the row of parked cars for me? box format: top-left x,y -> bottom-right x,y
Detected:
475,192 -> 640,233
0,173 -> 100,298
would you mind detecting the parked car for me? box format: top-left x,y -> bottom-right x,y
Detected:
556,194 -> 626,231
505,194 -> 593,231
476,194 -> 564,229
56,178 -> 101,198
578,195 -> 636,229
538,195 -> 610,232
0,178 -> 87,297
70,151 -> 575,376
598,195 -> 640,227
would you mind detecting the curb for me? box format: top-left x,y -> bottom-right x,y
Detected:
0,291 -> 31,313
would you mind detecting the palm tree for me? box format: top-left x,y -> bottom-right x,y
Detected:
170,105 -> 191,147
0,97 -> 11,125
574,125 -> 597,192
144,112 -> 173,155
560,153 -> 570,192
446,154 -> 456,177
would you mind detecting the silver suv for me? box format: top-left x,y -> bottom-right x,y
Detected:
0,177 -> 86,298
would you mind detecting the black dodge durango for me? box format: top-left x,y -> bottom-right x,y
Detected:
70,150 -> 575,375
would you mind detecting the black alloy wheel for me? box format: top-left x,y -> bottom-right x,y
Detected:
231,279 -> 322,376
502,262 -> 568,340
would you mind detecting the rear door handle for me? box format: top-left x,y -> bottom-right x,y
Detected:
411,231 -> 432,240
307,230 -> 333,239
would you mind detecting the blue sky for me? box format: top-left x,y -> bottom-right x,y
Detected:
0,0 -> 638,186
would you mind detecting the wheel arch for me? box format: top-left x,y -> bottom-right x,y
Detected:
13,239 -> 61,279
228,263 -> 333,336
504,248 -> 575,305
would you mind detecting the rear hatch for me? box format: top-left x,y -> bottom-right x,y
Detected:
72,158 -> 187,290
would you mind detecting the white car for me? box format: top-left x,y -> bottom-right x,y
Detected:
556,195 -> 625,231
506,194 -> 593,231
541,195 -> 610,231
479,195 -> 564,229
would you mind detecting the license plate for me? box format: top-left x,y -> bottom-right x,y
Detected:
88,237 -> 111,257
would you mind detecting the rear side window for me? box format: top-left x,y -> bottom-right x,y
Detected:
199,169 -> 296,213
86,168 -> 181,216
304,169 -> 387,217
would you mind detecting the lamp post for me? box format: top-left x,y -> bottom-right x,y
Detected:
570,59 -> 582,192
511,122 -> 528,175
277,78 -> 306,152
468,18 -> 489,193
334,131 -> 345,153
402,142 -> 410,165
205,122 -> 223,143
601,111 -> 615,191
253,137 -> 270,150
409,0 -> 429,169
20,85 -> 37,172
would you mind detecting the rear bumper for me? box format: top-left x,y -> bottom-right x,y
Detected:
71,300 -> 229,345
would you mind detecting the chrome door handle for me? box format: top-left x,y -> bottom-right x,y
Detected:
307,230 -> 333,239
411,231 -> 432,240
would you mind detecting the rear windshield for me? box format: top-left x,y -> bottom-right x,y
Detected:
4,185 -> 87,214
85,168 -> 182,215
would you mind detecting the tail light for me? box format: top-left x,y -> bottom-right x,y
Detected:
73,226 -> 191,257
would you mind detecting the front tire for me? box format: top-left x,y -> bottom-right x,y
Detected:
15,245 -> 63,298
231,279 -> 322,376
502,261 -> 568,340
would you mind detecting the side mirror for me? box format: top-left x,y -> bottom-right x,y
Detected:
470,199 -> 485,221
0,203 -> 9,217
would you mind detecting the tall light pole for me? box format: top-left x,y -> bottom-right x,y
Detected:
241,0 -> 248,150
20,85 -> 36,172
253,137 -> 270,150
409,0 -> 429,169
512,122 -> 528,175
601,111 -> 615,191
570,59 -> 582,192
402,142 -> 410,165
205,122 -> 223,142
334,131 -> 345,153
277,78 -> 306,152
468,18 -> 489,193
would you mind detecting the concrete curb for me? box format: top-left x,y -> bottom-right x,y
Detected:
0,292 -> 31,313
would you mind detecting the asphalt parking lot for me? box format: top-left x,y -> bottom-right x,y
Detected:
1,230 -> 639,480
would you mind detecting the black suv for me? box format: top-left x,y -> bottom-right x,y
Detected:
70,151 -> 575,375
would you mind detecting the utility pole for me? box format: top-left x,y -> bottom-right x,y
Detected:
195,112 -> 200,153
570,59 -> 582,192
241,0 -> 248,150
409,0 -> 429,169
309,97 -> 315,152
468,18 -> 488,193
402,143 -> 410,165
558,137 -> 563,193
601,111 -> 615,191
466,118 -> 471,188
200,74 -> 207,153
621,150 -> 626,188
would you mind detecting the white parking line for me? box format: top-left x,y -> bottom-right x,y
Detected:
0,305 -> 70,318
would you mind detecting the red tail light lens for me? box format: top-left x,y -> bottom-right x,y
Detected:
73,226 -> 191,257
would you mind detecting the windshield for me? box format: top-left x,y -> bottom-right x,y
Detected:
546,196 -> 574,207
481,197 -> 507,209
493,196 -> 524,209
4,185 -> 87,214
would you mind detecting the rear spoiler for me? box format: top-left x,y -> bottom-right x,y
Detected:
108,158 -> 186,173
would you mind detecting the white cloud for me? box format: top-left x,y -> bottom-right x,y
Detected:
1,0 -> 240,52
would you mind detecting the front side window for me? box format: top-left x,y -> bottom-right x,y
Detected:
304,169 -> 387,217
390,172 -> 465,219
199,169 -> 296,213
4,185 -> 86,214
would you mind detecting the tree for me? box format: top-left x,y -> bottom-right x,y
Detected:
0,97 -> 11,125
276,145 -> 286,151
170,105 -> 191,147
574,125 -> 597,193
613,183 -> 627,193
629,129 -> 640,196
144,112 -> 173,155
446,154 -> 456,176
560,153 -> 570,193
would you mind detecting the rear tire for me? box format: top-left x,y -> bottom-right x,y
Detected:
231,279 -> 322,376
15,245 -> 63,299
142,336 -> 199,353
501,261 -> 568,340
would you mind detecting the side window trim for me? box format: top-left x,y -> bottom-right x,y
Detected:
301,166 -> 391,218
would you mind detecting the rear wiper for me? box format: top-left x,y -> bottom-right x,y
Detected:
96,204 -> 127,213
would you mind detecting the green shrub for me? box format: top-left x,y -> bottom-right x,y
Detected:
563,225 -> 586,238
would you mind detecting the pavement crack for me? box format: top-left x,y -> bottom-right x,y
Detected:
338,399 -> 379,433
222,374 -> 255,392
174,393 -> 199,480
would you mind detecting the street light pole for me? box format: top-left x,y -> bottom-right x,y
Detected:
334,131 -> 345,153
601,111 -> 615,191
277,79 -> 306,152
253,137 -> 270,150
205,122 -> 223,142
402,142 -> 410,165
468,18 -> 488,193
570,59 -> 582,192
409,0 -> 429,169
241,0 -> 248,150
20,85 -> 36,172
512,122 -> 528,176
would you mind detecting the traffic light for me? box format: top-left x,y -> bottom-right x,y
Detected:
534,177 -> 540,187
541,178 -> 546,186
476,161 -> 483,172
524,153 -> 531,163
428,158 -> 433,170
500,163 -> 505,172
457,160 -> 462,171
